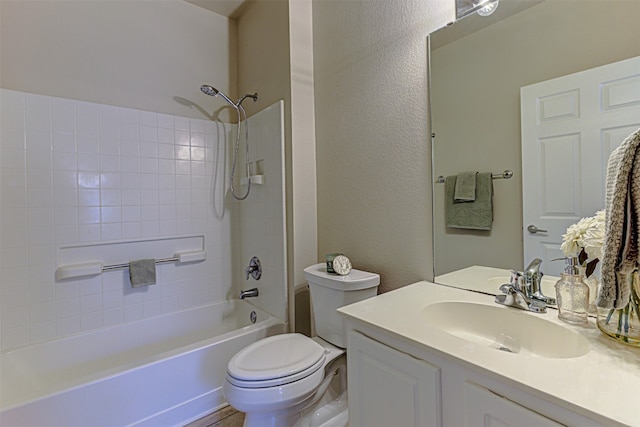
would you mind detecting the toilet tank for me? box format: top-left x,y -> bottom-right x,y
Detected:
303,263 -> 380,348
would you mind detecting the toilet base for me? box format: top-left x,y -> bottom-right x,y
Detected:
242,356 -> 348,427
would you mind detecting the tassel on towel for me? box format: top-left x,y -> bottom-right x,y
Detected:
598,127 -> 640,309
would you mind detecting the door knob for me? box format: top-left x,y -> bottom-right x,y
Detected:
527,224 -> 548,234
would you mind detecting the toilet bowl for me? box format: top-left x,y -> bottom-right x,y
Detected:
223,263 -> 379,427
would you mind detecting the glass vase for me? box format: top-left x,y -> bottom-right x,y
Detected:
596,271 -> 640,347
577,266 -> 598,314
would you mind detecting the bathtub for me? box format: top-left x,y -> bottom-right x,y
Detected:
0,300 -> 285,427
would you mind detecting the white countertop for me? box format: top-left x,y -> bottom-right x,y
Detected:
338,281 -> 640,427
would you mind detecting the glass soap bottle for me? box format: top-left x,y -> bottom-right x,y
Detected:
554,257 -> 589,325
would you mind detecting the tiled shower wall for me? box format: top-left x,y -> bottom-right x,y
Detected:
0,89 -> 240,352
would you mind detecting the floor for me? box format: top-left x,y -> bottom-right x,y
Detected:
185,405 -> 245,427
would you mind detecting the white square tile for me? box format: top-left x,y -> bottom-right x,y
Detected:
78,153 -> 100,171
1,306 -> 29,329
121,157 -> 140,173
78,172 -> 100,189
30,321 -> 56,343
141,205 -> 159,221
54,206 -> 78,226
56,315 -> 81,337
122,205 -> 141,222
76,101 -> 99,136
1,127 -> 26,150
190,132 -> 205,147
53,132 -> 76,152
79,206 -> 100,224
140,173 -> 158,189
122,189 -> 141,205
53,151 -> 77,171
103,308 -> 123,327
119,107 -> 139,124
81,293 -> 103,313
100,172 -> 120,189
141,220 -> 159,237
101,206 -> 121,223
140,157 -> 158,174
120,139 -> 139,157
101,223 -> 122,240
99,155 -> 120,172
100,189 -> 121,206
28,283 -> 55,304
120,122 -> 139,141
175,130 -> 190,145
158,159 -> 175,174
52,97 -> 76,133
124,303 -> 144,323
122,222 -> 141,238
158,129 -> 174,145
157,113 -> 174,129
56,297 -> 80,318
53,170 -> 77,190
174,116 -> 189,131
1,326 -> 30,351
139,110 -> 157,127
159,205 -> 176,220
81,311 -> 103,332
140,189 -> 159,205
54,225 -> 78,245
30,301 -> 56,323
159,220 -> 177,235
159,189 -> 176,205
77,134 -> 99,154
79,189 -> 100,206
78,224 -> 101,242
140,126 -> 157,143
121,173 -> 141,190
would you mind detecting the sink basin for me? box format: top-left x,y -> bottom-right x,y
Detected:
421,301 -> 589,358
487,276 -> 558,304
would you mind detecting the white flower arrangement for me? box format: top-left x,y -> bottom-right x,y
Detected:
560,210 -> 605,277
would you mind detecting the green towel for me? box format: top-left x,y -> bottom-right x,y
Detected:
454,171 -> 477,202
129,259 -> 156,287
445,172 -> 493,230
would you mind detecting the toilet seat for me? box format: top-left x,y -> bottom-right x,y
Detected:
226,333 -> 326,388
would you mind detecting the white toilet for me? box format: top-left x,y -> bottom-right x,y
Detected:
223,263 -> 380,427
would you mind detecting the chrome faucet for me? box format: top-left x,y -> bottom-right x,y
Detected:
240,288 -> 259,299
495,258 -> 555,313
245,256 -> 262,280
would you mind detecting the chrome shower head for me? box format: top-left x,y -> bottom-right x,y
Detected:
200,84 -> 236,107
200,84 -> 219,97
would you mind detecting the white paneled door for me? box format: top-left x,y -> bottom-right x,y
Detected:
521,56 -> 640,276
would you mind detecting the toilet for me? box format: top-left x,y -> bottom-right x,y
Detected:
223,263 -> 380,427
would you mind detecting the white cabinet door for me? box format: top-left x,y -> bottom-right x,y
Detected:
347,331 -> 442,427
464,382 -> 563,427
521,56 -> 640,275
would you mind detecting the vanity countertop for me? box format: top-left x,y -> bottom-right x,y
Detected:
338,281 -> 640,427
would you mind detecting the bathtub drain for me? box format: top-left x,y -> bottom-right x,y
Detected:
250,311 -> 257,324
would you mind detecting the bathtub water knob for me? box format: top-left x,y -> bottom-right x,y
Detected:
246,256 -> 262,280
250,311 -> 257,324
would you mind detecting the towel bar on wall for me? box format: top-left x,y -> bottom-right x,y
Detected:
435,169 -> 513,184
55,250 -> 207,280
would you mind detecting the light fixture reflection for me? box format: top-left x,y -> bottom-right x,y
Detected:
476,0 -> 499,16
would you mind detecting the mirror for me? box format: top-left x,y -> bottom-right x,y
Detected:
430,0 -> 640,292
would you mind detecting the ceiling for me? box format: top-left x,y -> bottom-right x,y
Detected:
184,0 -> 248,18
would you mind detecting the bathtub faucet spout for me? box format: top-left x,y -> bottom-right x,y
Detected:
240,288 -> 259,299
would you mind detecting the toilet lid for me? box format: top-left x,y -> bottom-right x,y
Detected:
227,333 -> 325,382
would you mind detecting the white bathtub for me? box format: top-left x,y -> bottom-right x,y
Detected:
0,300 -> 285,427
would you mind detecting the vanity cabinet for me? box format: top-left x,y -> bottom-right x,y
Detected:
348,330 -> 441,427
347,328 -> 607,427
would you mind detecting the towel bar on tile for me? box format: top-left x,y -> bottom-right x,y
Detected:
435,169 -> 513,184
102,257 -> 178,272
55,250 -> 207,280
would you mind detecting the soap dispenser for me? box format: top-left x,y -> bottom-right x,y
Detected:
554,257 -> 589,325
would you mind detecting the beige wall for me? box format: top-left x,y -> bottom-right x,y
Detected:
237,0 -> 318,331
313,0 -> 453,293
432,0 -> 640,276
0,0 -> 236,121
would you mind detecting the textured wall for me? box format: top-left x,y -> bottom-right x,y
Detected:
313,0 -> 452,292
0,0 -> 236,120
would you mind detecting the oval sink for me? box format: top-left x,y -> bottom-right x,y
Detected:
421,301 -> 589,358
